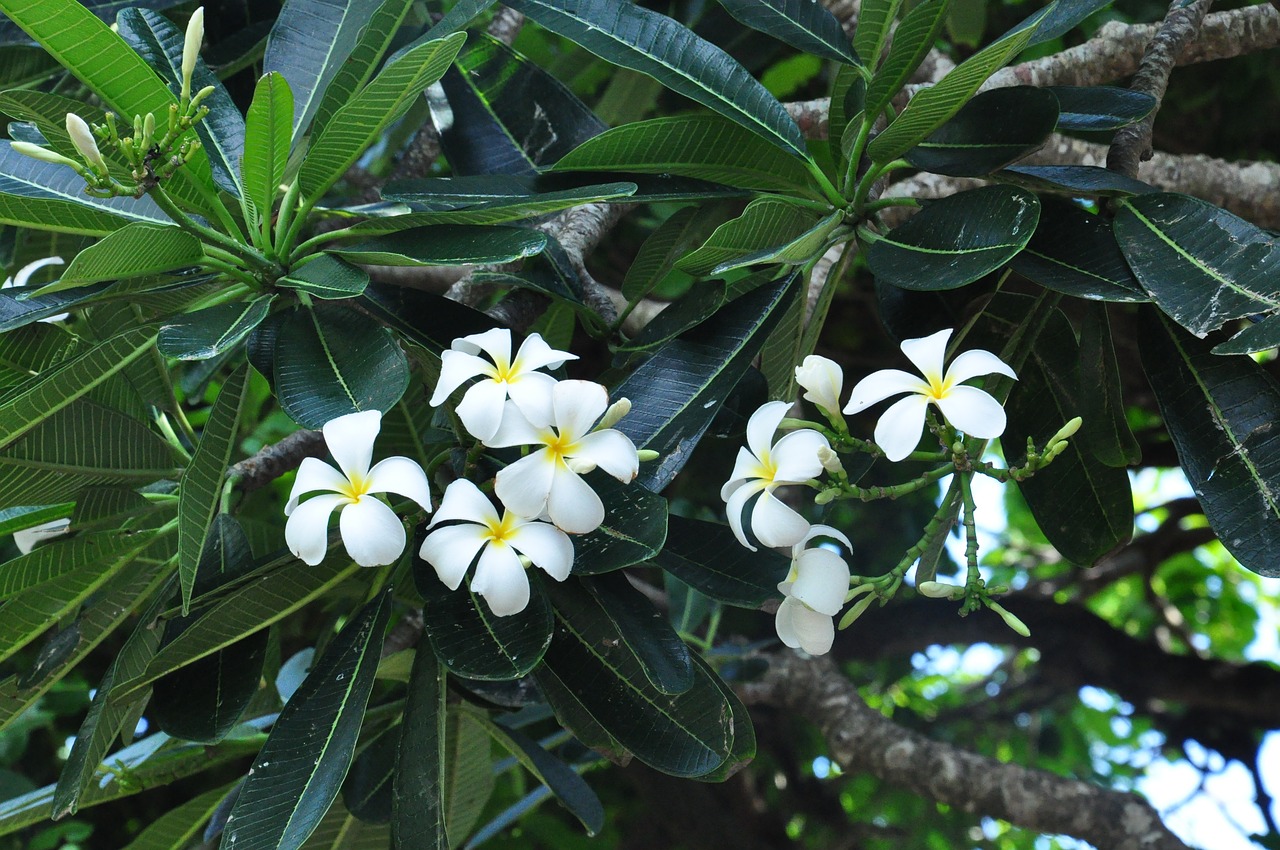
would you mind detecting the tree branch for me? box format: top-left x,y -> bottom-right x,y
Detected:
228,429 -> 326,492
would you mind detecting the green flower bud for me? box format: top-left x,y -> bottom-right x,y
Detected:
181,7 -> 204,103
917,580 -> 957,599
11,142 -> 83,172
597,396 -> 631,430
636,449 -> 660,462
987,601 -> 1031,638
837,593 -> 875,630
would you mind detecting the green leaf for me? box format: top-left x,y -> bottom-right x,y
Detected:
583,572 -> 692,694
620,206 -> 730,302
688,654 -> 756,781
36,223 -> 203,294
300,33 -> 465,201
223,588 -> 393,850
868,7 -> 1049,163
651,515 -> 789,607
0,504 -> 72,538
1078,303 -> 1140,468
298,799 -> 390,850
121,783 -> 237,850
905,87 -> 1058,176
1027,0 -> 1111,46
506,0 -> 806,157
443,711 -> 495,848
177,365 -> 248,613
242,72 -> 293,231
617,281 -> 733,354
343,725 -> 397,824
828,63 -> 866,175
364,181 -> 639,232
278,256 -> 368,300
553,115 -> 817,195
392,646 -> 447,848
328,225 -> 546,267
358,284 -> 497,355
676,199 -> 828,277
708,210 -> 845,276
274,304 -> 410,429
868,186 -> 1039,290
716,0 -> 859,64
150,628 -> 269,743
1140,312 -> 1280,577
157,295 -> 275,360
1213,316 -> 1280,356
864,0 -> 948,121
997,164 -> 1154,197
1011,198 -> 1147,302
853,0 -> 904,68
572,475 -> 668,574
1049,85 -> 1157,131
1114,193 -> 1280,337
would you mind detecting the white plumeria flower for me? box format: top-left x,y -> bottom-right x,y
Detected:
430,328 -> 577,443
488,380 -> 639,534
419,479 -> 573,616
776,525 -> 852,656
2,257 -> 67,322
14,518 -> 71,554
843,328 -> 1016,463
795,354 -> 844,417
720,401 -> 829,552
284,410 -> 432,567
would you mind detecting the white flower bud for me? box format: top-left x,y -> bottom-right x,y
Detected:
181,7 -> 204,103
11,142 -> 82,171
795,354 -> 844,416
65,113 -> 106,173
817,445 -> 844,476
596,396 -> 631,430
917,580 -> 957,599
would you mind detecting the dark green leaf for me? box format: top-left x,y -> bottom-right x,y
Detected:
571,475 -> 668,574
359,284 -> 498,354
392,646 -> 447,848
1010,197 -> 1147,301
865,0 -> 948,120
444,711 -> 495,847
150,628 -> 268,743
905,87 -> 1058,176
279,256 -> 369,300
1078,303 -> 1140,467
688,654 -> 755,781
120,783 -> 237,850
1048,85 -> 1157,130
583,572 -> 692,694
381,174 -> 635,212
36,223 -> 201,293
651,515 -> 789,607
1027,0 -> 1113,46
997,164 -> 1154,197
158,296 -> 275,360
621,205 -> 733,302
328,225 -> 546,267
1213,316 -> 1280,356
242,72 -> 293,230
343,726 -> 398,824
828,64 -> 866,175
676,199 -> 829,277
716,0 -> 858,64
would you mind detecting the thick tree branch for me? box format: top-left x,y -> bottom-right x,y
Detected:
741,651 -> 1192,850
227,428 -> 326,492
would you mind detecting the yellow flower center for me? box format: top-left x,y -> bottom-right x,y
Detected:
338,472 -> 371,503
924,373 -> 953,401
544,430 -> 575,461
485,512 -> 518,544
756,450 -> 777,483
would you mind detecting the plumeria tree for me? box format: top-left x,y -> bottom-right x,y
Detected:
0,0 -> 1276,848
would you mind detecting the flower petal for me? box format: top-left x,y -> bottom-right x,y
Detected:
508,520 -> 573,581
14,518 -> 70,554
937,385 -> 1007,439
795,355 -> 844,414
721,447 -> 767,500
12,256 -> 64,288
430,350 -> 493,406
338,497 -> 406,567
471,541 -> 530,616
724,478 -> 767,550
366,456 -> 432,512
751,489 -> 811,548
285,493 -> 348,565
746,401 -> 789,460
286,457 -> 348,515
552,380 -> 608,441
454,327 -> 511,366
770,429 -> 829,483
900,328 -> 951,385
945,348 -> 1017,385
418,523 -> 489,589
546,465 -> 604,534
323,410 -> 381,481
430,478 -> 499,528
843,369 -> 928,414
570,430 -> 638,483
486,402 -> 547,449
494,450 -> 556,519
791,548 -> 850,615
775,597 -> 835,655
874,394 -> 929,462
512,332 -> 576,373
457,378 -> 511,443
798,523 -> 853,552
505,370 -> 558,429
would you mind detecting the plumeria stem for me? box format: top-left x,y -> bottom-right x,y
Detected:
958,472 -> 985,615
275,180 -> 302,257
820,463 -> 952,503
150,185 -> 272,271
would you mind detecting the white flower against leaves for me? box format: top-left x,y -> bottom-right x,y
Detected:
488,380 -> 638,534
14,518 -> 71,554
776,525 -> 852,656
795,355 -> 844,418
181,8 -> 204,103
721,401 -> 829,551
284,410 -> 432,567
2,257 -> 66,322
430,328 -> 577,443
65,114 -> 106,174
843,328 -> 1016,462
419,479 -> 572,616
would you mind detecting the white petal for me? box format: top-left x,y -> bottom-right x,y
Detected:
937,385 -> 1008,439
486,402 -> 546,449
770,429 -> 829,483
456,378 -> 510,443
570,430 -> 638,483
721,447 -> 767,501
365,456 -> 433,512
900,328 -> 951,385
471,541 -> 530,616
418,523 -> 489,589
776,598 -> 835,655
746,401 -> 789,460
13,518 -> 70,555
494,451 -> 556,518
724,479 -> 767,550
454,327 -> 512,366
339,497 -> 407,567
795,355 -> 844,414
874,394 -> 929,462
430,350 -> 493,406
843,369 -> 927,414
791,548 -> 851,616
285,457 -> 347,515
944,348 -> 1017,385
12,256 -> 64,288
552,380 -> 607,441
323,410 -> 381,481
546,465 -> 605,534
798,523 -> 852,552
285,493 -> 348,565
430,478 -> 499,528
505,371 -> 558,429
512,333 -> 576,373
751,489 -> 811,548
508,520 -> 573,581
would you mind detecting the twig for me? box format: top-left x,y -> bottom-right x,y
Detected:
228,429 -> 327,492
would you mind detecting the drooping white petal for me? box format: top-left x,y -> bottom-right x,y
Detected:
775,597 -> 835,655
338,497 -> 406,567
418,522 -> 489,589
512,332 -> 576,373
900,328 -> 951,384
552,380 -> 608,441
285,457 -> 348,514
770,429 -> 829,483
797,523 -> 853,552
494,451 -> 557,518
454,327 -> 512,366
322,410 -> 381,482
456,377 -> 511,442
509,521 -> 573,581
11,256 -> 64,288
843,369 -> 928,414
430,350 -> 494,406
13,518 -> 70,554
936,385 -> 1008,439
365,456 -> 432,512
722,447 -> 767,500
944,348 -> 1017,385
471,541 -> 530,616
486,402 -> 547,449
874,394 -> 930,462
750,489 -> 811,549
795,355 -> 844,414
285,493 -> 349,565
430,478 -> 500,528
724,479 -> 767,550
546,464 -> 605,534
746,401 -> 790,460
790,548 -> 850,616
570,430 -> 638,483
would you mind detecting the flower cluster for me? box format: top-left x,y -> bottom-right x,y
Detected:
284,329 -> 639,616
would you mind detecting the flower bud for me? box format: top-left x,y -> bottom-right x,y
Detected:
795,355 -> 844,416
597,396 -> 631,430
837,593 -> 875,630
987,601 -> 1031,637
181,7 -> 204,103
813,487 -> 839,505
817,445 -> 844,476
65,113 -> 107,173
917,580 -> 958,599
141,112 -> 156,150
636,449 -> 659,462
11,142 -> 82,171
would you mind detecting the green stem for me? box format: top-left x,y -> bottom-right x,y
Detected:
959,472 -> 980,581
282,192 -> 320,263
803,159 -> 847,208
189,178 -> 248,243
155,413 -> 192,462
828,463 -> 952,501
842,116 -> 874,195
274,181 -> 302,257
199,255 -> 258,286
151,186 -> 271,269
852,159 -> 909,213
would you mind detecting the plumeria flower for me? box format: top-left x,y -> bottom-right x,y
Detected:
13,518 -> 71,554
795,355 -> 844,418
419,479 -> 573,616
843,328 -> 1016,462
776,525 -> 852,656
430,328 -> 577,443
284,410 -> 432,567
488,380 -> 638,534
721,401 -> 829,551
2,257 -> 67,322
